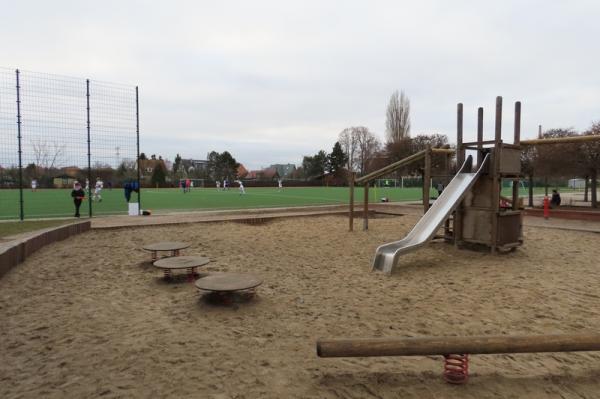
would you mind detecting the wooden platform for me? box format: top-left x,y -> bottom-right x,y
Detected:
153,256 -> 210,279
195,273 -> 262,293
142,241 -> 190,261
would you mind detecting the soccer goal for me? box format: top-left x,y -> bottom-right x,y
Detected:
178,178 -> 205,188
374,178 -> 400,188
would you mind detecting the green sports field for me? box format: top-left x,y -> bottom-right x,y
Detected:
0,186 -> 557,220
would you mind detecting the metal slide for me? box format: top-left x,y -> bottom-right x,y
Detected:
372,153 -> 490,275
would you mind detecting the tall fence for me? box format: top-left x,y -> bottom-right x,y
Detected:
0,67 -> 140,220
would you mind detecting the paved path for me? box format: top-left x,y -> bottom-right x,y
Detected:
91,205 -> 351,229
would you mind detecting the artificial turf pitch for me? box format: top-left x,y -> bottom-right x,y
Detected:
0,186 -> 546,220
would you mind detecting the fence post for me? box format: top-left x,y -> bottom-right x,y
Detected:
86,79 -> 92,218
136,86 -> 141,213
16,69 -> 24,221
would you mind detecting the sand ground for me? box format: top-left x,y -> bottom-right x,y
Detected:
1,215 -> 600,398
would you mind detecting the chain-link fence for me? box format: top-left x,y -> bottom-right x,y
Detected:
0,68 -> 140,220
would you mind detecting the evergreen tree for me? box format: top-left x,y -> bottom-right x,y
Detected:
151,162 -> 167,187
328,141 -> 347,174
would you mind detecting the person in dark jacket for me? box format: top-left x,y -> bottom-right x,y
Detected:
71,181 -> 85,218
550,189 -> 561,208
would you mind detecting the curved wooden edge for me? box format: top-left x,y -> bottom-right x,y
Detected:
141,242 -> 191,251
0,221 -> 91,279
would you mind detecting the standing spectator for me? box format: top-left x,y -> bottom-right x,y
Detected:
436,182 -> 444,196
71,181 -> 85,218
550,189 -> 561,208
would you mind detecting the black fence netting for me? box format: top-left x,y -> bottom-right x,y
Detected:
0,67 -> 139,220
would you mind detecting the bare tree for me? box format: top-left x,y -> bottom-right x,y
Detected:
579,122 -> 600,208
354,126 -> 381,175
385,90 -> 411,143
534,128 -> 579,195
338,128 -> 357,172
31,139 -> 66,169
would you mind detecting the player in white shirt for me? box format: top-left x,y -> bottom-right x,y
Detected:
31,179 -> 37,192
237,180 -> 245,195
277,179 -> 283,192
93,178 -> 104,202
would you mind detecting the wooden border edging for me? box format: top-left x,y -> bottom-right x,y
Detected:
0,221 -> 91,279
524,208 -> 600,222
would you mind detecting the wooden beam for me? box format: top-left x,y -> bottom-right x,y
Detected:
431,148 -> 455,154
457,103 -> 464,165
512,101 -> 521,211
355,150 -> 427,185
477,107 -> 483,165
317,333 -> 600,358
490,96 -> 503,253
521,135 -> 600,145
423,147 -> 431,213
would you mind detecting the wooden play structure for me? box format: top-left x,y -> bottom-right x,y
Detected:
317,333 -> 600,384
362,96 -> 600,274
349,147 -> 454,231
453,97 -> 523,252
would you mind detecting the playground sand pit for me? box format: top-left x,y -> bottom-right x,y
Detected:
2,215 -> 600,398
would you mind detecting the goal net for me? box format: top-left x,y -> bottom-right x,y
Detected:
178,178 -> 205,188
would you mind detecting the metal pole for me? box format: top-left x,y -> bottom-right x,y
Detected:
363,183 -> 369,231
136,86 -> 141,214
86,79 -> 92,218
16,69 -> 24,221
349,172 -> 354,231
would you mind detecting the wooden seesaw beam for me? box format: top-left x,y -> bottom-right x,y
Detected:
317,333 -> 600,358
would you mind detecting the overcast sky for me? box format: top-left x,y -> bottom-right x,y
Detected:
3,0 -> 600,169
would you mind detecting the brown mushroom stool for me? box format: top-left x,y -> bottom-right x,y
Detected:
153,256 -> 210,280
195,273 -> 263,303
142,241 -> 190,262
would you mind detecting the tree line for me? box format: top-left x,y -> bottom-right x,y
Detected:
522,123 -> 600,207
299,90 -> 451,183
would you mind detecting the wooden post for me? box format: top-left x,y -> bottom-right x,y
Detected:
457,103 -> 464,166
363,183 -> 369,231
423,147 -> 431,213
349,172 -> 355,231
444,152 -> 451,238
491,96 -> 502,253
477,107 -> 484,165
316,333 -> 600,358
454,103 -> 464,247
512,101 -> 521,211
